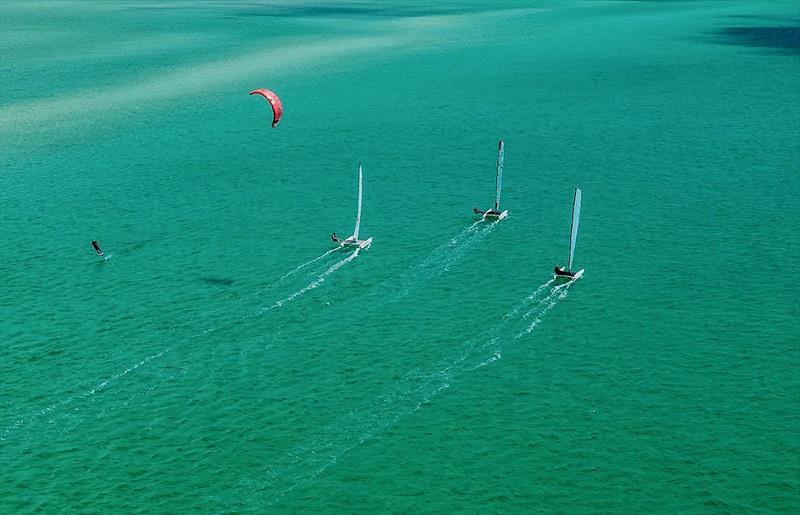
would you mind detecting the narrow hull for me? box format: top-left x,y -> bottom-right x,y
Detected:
338,236 -> 372,250
553,268 -> 583,282
332,164 -> 371,253
481,209 -> 508,221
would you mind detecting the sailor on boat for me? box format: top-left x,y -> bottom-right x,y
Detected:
474,206 -> 503,217
91,240 -> 103,256
330,164 -> 373,251
472,141 -> 508,221
552,187 -> 584,281
553,265 -> 575,278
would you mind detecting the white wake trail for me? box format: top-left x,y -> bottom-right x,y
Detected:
258,249 -> 360,314
241,363 -> 456,508
279,248 -> 339,281
1,350 -> 165,441
515,282 -> 573,338
236,276 -> 574,507
1,250 -> 355,442
394,220 -> 499,300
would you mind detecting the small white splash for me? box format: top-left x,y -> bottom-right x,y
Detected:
474,350 -> 502,369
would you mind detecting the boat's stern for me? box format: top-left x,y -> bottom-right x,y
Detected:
553,268 -> 584,282
483,209 -> 508,222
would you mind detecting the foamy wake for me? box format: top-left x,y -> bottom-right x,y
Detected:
1,249 -> 357,442
258,249 -> 359,314
1,350 -> 164,441
393,219 -> 498,300
237,276 -> 579,508
279,248 -> 339,281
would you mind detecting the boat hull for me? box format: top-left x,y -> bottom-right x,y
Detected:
553,268 -> 583,282
338,236 -> 372,250
482,209 -> 508,221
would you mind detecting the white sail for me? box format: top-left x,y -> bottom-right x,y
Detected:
353,164 -> 363,241
495,140 -> 504,211
567,187 -> 581,271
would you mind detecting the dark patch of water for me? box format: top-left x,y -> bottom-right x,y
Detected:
200,277 -> 235,286
712,17 -> 800,55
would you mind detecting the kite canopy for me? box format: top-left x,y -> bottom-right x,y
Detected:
249,88 -> 283,127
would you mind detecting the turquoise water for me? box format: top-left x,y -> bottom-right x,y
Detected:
2,1 -> 799,512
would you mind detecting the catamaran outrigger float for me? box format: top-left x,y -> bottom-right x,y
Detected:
331,163 -> 373,251
554,187 -> 583,281
474,140 -> 508,221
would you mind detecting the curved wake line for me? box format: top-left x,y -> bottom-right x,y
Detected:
1,350 -> 164,441
258,249 -> 359,314
239,276 -> 577,508
192,247 -> 342,326
279,248 -> 338,281
1,250 -> 356,442
515,285 -> 570,338
202,248 -> 342,320
393,219 -> 498,300
474,347 -> 502,370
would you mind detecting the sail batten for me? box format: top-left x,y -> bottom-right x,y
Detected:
353,164 -> 363,240
567,188 -> 581,271
495,140 -> 504,211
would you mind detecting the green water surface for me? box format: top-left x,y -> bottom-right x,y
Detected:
1,1 -> 798,512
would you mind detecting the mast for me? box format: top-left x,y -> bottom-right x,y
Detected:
567,187 -> 582,272
495,140 -> 504,211
353,163 -> 363,240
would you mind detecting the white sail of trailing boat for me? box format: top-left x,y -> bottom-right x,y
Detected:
495,140 -> 504,211
331,163 -> 372,251
353,164 -> 363,241
473,140 -> 508,221
554,187 -> 584,281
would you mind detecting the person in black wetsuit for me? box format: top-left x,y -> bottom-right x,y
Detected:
473,207 -> 484,215
91,240 -> 103,255
554,265 -> 574,278
330,232 -> 339,243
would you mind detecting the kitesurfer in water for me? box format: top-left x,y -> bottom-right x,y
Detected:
554,266 -> 574,278
331,232 -> 340,243
473,207 -> 484,215
91,240 -> 103,256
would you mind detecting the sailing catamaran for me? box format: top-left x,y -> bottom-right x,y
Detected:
331,163 -> 373,250
554,187 -> 584,281
474,140 -> 508,221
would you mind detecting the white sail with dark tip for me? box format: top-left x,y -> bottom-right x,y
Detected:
353,164 -> 363,241
568,187 -> 581,272
475,140 -> 508,221
554,187 -> 584,281
333,163 -> 372,251
495,140 -> 504,211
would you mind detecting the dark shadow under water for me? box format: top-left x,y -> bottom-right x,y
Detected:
200,277 -> 236,286
711,16 -> 800,55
